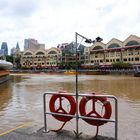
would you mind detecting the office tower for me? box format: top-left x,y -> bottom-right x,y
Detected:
1,42 -> 8,55
24,39 -> 45,50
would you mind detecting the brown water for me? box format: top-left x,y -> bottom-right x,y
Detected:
0,73 -> 140,139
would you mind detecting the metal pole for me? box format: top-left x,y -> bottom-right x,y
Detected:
43,93 -> 47,132
75,32 -> 79,138
74,32 -> 92,138
115,97 -> 118,140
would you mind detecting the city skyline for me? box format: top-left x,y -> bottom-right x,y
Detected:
1,33 -> 140,55
0,0 -> 140,52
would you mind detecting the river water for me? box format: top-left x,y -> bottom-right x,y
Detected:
0,73 -> 140,139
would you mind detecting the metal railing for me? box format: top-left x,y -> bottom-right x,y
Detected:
43,92 -> 118,140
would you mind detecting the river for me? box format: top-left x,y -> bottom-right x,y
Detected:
0,73 -> 140,139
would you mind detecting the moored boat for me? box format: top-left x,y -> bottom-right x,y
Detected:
0,60 -> 13,70
64,70 -> 79,75
0,60 -> 13,84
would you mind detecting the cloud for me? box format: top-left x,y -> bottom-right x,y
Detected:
0,0 -> 140,53
0,0 -> 39,17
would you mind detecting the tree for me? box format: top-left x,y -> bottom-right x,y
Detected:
112,61 -> 131,69
6,55 -> 14,63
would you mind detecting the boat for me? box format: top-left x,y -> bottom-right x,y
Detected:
0,60 -> 13,84
0,60 -> 13,70
64,70 -> 79,75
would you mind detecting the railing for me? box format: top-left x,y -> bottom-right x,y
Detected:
43,92 -> 118,140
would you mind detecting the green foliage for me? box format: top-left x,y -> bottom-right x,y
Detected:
6,55 -> 14,63
112,61 -> 131,69
15,57 -> 21,69
57,61 -> 81,69
6,55 -> 21,69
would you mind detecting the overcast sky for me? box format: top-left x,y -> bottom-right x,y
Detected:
0,0 -> 140,52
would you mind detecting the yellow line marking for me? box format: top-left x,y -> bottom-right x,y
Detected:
0,122 -> 31,137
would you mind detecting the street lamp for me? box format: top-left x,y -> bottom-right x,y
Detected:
74,32 -> 103,138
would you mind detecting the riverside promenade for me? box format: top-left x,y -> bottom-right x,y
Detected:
10,68 -> 136,75
0,123 -> 114,140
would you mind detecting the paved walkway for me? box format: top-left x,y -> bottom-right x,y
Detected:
0,124 -> 114,140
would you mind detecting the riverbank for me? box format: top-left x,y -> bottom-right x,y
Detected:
10,69 -> 136,76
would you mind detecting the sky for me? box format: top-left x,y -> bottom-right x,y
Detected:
0,0 -> 140,53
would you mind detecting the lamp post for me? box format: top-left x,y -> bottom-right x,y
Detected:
74,32 -> 103,137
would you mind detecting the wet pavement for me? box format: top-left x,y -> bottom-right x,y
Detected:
0,124 -> 114,140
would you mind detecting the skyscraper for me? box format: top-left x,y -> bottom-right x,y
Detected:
1,42 -> 8,55
11,42 -> 20,56
24,39 -> 45,50
10,47 -> 16,56
16,42 -> 20,49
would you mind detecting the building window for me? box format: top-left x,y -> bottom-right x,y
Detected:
93,46 -> 103,50
36,52 -> 45,55
116,52 -> 120,56
126,40 -> 139,46
110,52 -> 115,57
106,53 -> 109,57
91,60 -> 93,63
128,50 -> 133,55
123,58 -> 127,61
135,51 -> 139,55
48,51 -> 57,54
24,52 -> 32,55
123,51 -> 127,56
135,57 -> 139,61
95,55 -> 98,58
108,43 -> 121,48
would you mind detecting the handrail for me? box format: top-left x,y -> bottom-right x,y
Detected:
43,92 -> 118,140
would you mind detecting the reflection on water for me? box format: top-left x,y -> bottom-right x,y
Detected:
0,81 -> 12,111
0,74 -> 140,139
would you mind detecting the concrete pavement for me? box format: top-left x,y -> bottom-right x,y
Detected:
0,124 -> 114,140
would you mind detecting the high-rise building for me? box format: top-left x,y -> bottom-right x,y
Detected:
1,42 -> 8,55
11,42 -> 20,56
24,39 -> 45,50
10,47 -> 16,55
0,49 -> 5,59
16,42 -> 20,49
